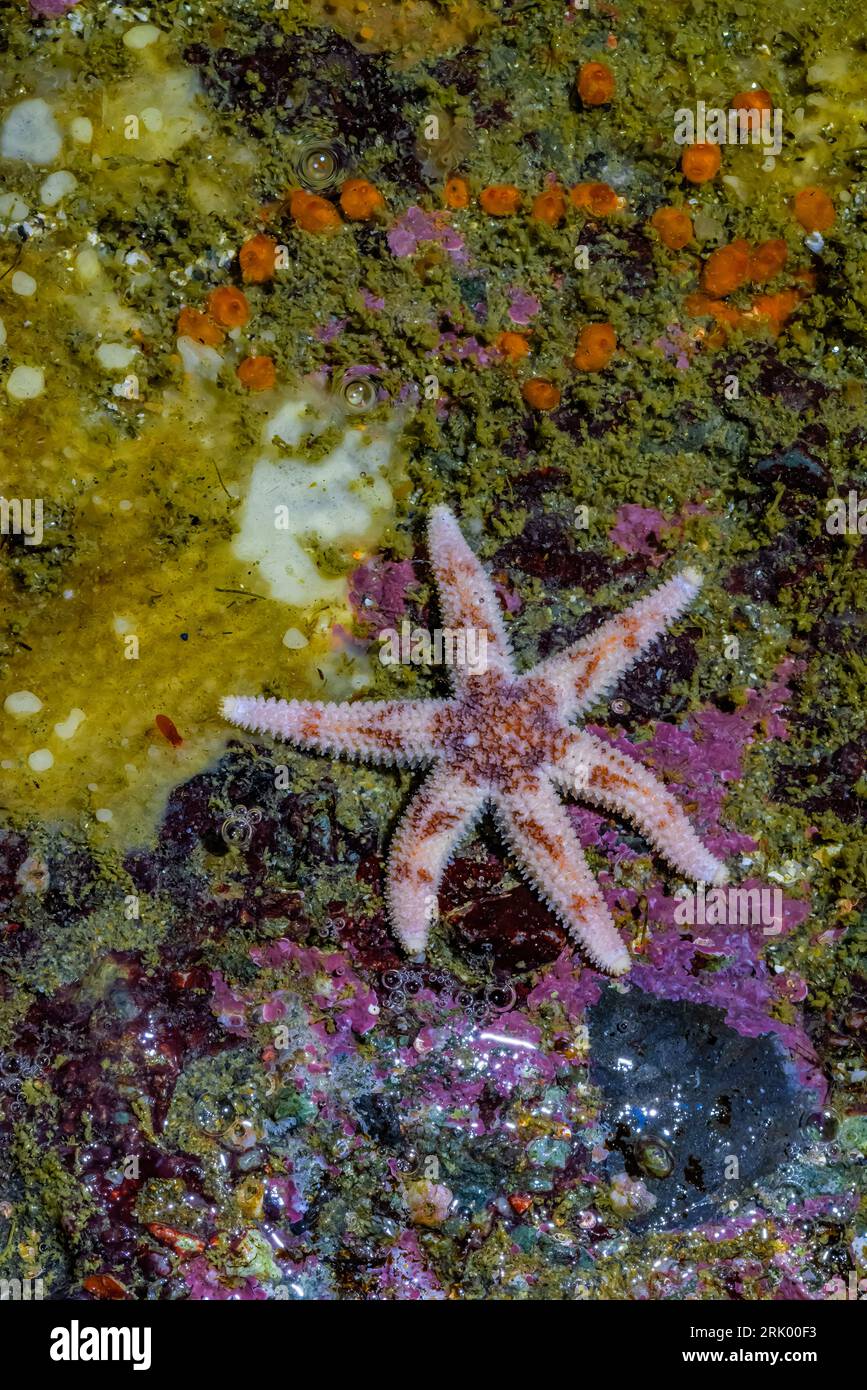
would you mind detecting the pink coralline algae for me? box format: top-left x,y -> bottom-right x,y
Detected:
654,324 -> 695,369
377,1231 -> 446,1300
609,501 -> 709,565
210,970 -> 250,1036
183,1258 -> 267,1301
588,658 -> 804,860
349,557 -> 416,633
507,286 -> 541,325
313,316 -> 347,343
249,940 -> 379,1051
436,329 -> 496,365
526,949 -> 602,1019
387,206 -> 469,265
30,0 -> 78,15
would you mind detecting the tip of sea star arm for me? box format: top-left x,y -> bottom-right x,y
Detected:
608,949 -> 632,976
221,695 -> 254,728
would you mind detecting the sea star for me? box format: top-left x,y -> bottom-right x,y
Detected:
221,507 -> 728,974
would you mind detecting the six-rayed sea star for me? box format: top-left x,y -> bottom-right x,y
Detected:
221,506 -> 728,974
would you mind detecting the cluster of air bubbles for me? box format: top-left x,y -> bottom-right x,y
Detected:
220,804 -> 263,850
381,966 -> 516,1021
292,137 -> 347,194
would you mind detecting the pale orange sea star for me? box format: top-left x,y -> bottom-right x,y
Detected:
221,506 -> 728,974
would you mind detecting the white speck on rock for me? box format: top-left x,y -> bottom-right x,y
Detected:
28,748 -> 54,772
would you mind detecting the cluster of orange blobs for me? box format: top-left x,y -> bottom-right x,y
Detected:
172,60 -> 837,402
496,321 -> 619,414
649,203 -> 818,342
444,175 -> 624,224
176,286 -> 276,391
682,232 -> 814,342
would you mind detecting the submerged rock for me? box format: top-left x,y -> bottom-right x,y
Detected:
589,989 -> 807,1231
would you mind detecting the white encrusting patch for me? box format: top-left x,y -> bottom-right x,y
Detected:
1,97 -> 62,165
233,392 -> 395,608
54,708 -> 86,740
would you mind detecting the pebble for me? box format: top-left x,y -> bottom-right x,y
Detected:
69,117 -> 93,144
6,365 -> 45,400
28,748 -> 54,773
74,247 -> 101,283
0,192 -> 28,225
40,170 -> 77,207
123,24 -> 161,50
282,627 -> 308,649
4,690 -> 43,716
11,271 -> 37,297
96,342 -> 138,371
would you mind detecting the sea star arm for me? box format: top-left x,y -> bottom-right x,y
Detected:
493,773 -> 631,975
387,764 -> 487,953
221,694 -> 440,766
428,506 -> 516,681
550,732 -> 728,885
533,568 -> 703,719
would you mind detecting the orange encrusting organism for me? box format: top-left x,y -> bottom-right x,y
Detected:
239,233 -> 277,283
176,307 -> 224,347
570,182 -> 620,216
748,239 -> 788,283
444,175 -> 470,209
480,184 -> 522,216
749,288 -> 805,337
793,186 -> 835,232
340,178 -> 385,220
521,379 -> 561,411
731,88 -> 773,113
290,190 -> 343,233
577,61 -> 615,105
531,187 -> 567,225
206,286 -> 250,329
700,239 -> 750,297
685,294 -> 743,330
681,143 -> 721,183
495,332 -> 531,362
574,323 -> 616,371
651,206 -> 693,250
237,355 -> 277,391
